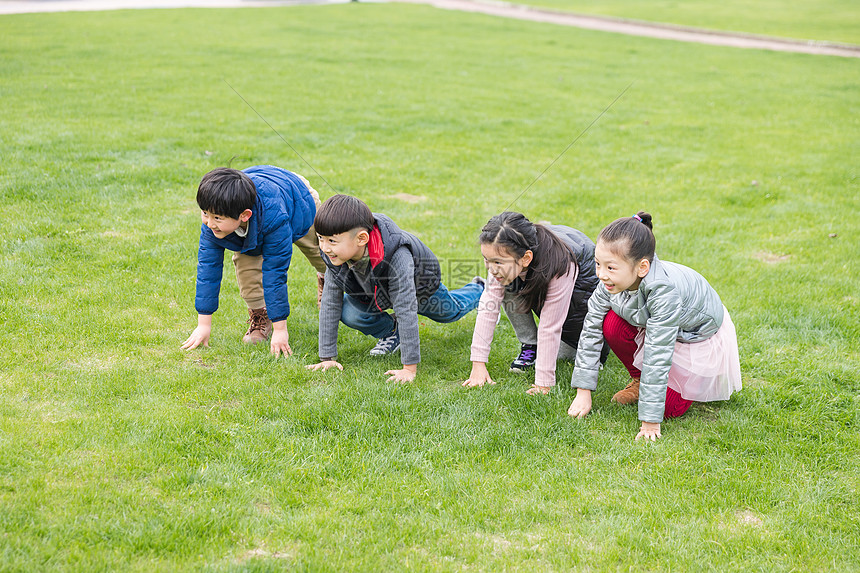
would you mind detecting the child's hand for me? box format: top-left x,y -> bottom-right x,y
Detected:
526,384 -> 552,395
386,364 -> 417,384
635,422 -> 662,441
305,360 -> 344,372
270,329 -> 292,357
181,325 -> 211,350
567,388 -> 592,418
461,362 -> 495,388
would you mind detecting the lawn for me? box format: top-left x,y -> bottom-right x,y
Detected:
1,3 -> 859,571
492,0 -> 860,44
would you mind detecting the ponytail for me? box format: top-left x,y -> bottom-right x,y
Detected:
598,211 -> 655,263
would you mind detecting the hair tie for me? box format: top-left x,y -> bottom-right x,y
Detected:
631,214 -> 642,222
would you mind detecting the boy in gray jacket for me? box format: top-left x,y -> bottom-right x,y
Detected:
306,195 -> 484,383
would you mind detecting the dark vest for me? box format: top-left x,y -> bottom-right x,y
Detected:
324,214 -> 441,310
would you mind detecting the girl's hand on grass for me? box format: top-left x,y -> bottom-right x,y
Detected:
305,360 -> 344,372
181,325 -> 211,350
526,384 -> 551,395
567,388 -> 592,418
461,362 -> 495,388
635,422 -> 662,441
386,364 -> 417,383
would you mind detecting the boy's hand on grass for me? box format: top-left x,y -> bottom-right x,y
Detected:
567,388 -> 592,418
269,329 -> 292,357
181,325 -> 211,350
461,362 -> 495,388
305,360 -> 344,372
635,422 -> 662,441
269,321 -> 292,357
386,364 -> 417,383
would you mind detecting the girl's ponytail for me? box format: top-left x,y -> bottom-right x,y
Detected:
599,211 -> 656,263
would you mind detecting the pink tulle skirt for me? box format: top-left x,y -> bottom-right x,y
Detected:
633,307 -> 742,402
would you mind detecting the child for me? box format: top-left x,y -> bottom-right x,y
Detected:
305,194 -> 484,383
181,165 -> 327,355
462,211 -> 606,395
567,212 -> 742,440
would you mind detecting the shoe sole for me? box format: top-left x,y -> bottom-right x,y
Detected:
509,365 -> 534,373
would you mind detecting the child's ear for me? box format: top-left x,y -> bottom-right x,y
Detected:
355,230 -> 370,246
239,209 -> 253,223
636,258 -> 650,278
519,249 -> 534,268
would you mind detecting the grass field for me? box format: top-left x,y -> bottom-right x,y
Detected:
497,0 -> 860,44
1,3 -> 859,571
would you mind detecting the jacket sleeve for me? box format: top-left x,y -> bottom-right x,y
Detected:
195,227 -> 225,316
638,282 -> 682,423
570,284 -> 612,390
318,268 -> 343,360
387,248 -> 421,365
260,220 -> 294,323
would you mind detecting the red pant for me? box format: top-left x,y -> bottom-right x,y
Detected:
602,310 -> 692,418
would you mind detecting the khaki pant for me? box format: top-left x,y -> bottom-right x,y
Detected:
233,177 -> 326,310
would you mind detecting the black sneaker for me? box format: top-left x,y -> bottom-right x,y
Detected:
510,343 -> 537,372
370,325 -> 400,356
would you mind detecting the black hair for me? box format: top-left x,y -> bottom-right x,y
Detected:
196,168 -> 257,219
314,194 -> 375,236
597,211 -> 656,263
479,211 -> 575,311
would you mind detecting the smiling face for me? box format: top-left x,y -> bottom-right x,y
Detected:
201,209 -> 251,239
594,240 -> 650,294
481,242 -> 533,286
317,228 -> 369,265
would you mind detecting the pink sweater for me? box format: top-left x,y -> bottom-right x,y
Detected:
470,262 -> 579,387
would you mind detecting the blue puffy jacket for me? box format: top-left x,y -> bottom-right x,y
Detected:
194,165 -> 317,322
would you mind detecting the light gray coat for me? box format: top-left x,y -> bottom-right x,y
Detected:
571,255 -> 724,423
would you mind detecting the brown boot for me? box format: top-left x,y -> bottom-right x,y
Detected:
316,272 -> 325,309
242,307 -> 272,344
611,378 -> 640,405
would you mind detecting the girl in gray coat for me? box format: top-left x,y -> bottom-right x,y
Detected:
568,212 -> 741,440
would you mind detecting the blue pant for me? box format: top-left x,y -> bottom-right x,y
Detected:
340,282 -> 483,338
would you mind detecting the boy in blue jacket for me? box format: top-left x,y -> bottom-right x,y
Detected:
181,165 -> 327,355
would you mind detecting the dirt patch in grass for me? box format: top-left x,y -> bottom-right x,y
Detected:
753,251 -> 791,264
737,509 -> 764,527
391,192 -> 426,203
185,399 -> 241,411
236,545 -> 298,564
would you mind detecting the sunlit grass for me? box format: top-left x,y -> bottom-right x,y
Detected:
0,4 -> 858,571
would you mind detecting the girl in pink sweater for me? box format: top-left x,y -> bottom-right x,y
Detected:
462,212 -> 605,394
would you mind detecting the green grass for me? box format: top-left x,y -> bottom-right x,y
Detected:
497,0 -> 860,44
1,3 -> 859,571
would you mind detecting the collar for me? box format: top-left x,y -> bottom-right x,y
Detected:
367,225 -> 384,268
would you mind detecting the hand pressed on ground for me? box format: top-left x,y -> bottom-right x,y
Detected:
567,388 -> 592,418
269,325 -> 292,357
635,422 -> 662,441
386,364 -> 417,383
461,362 -> 495,388
306,360 -> 344,372
526,384 -> 551,395
181,314 -> 212,350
